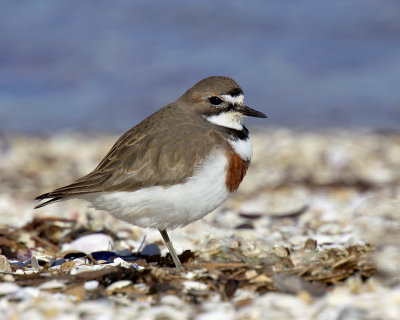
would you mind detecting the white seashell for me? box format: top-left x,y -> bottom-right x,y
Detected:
70,264 -> 105,275
61,234 -> 113,254
0,255 -> 12,272
106,280 -> 132,292
182,281 -> 208,291
109,257 -> 132,269
84,280 -> 99,291
0,282 -> 20,295
38,280 -> 66,290
30,256 -> 40,271
160,295 -> 185,309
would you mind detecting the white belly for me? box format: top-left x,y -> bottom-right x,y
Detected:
82,149 -> 232,230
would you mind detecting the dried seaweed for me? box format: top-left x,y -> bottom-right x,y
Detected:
0,217 -> 376,303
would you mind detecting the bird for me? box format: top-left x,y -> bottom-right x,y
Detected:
35,76 -> 267,267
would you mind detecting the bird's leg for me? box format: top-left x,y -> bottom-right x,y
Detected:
159,229 -> 182,268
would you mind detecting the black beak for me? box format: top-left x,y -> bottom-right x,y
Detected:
239,105 -> 267,118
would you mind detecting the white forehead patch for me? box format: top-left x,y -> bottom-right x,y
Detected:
221,94 -> 244,105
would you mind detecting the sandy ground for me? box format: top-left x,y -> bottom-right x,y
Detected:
0,128 -> 399,319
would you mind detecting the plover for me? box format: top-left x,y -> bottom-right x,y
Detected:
35,76 -> 267,267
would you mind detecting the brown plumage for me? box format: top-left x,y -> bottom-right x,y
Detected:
35,103 -> 236,208
225,149 -> 250,192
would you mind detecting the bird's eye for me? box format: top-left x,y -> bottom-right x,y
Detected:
209,96 -> 223,105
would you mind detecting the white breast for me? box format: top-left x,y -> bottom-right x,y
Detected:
82,149 -> 232,230
229,136 -> 253,161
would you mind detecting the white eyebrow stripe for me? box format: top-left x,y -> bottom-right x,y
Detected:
221,94 -> 244,105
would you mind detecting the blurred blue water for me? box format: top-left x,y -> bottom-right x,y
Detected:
0,0 -> 399,133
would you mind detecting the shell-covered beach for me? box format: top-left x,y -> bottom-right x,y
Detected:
0,128 -> 399,319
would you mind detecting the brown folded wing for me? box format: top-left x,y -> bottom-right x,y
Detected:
35,104 -> 227,207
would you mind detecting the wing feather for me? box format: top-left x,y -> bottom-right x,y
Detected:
35,104 -> 226,207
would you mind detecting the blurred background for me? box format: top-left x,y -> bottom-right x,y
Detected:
1,0 -> 400,134
1,2 -> 400,317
